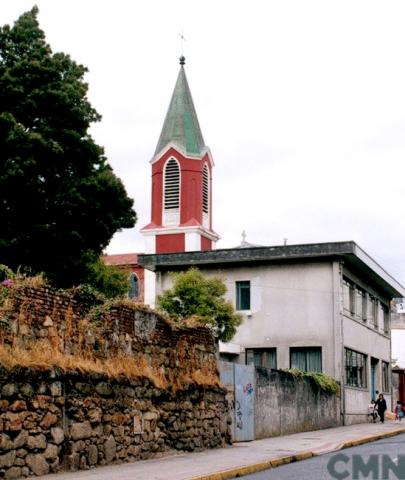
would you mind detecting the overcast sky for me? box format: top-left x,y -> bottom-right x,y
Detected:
3,1 -> 405,288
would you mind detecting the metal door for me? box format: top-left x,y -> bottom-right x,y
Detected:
234,364 -> 255,441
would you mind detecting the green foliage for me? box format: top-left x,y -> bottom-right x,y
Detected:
85,260 -> 130,299
157,267 -> 242,342
0,8 -> 136,287
0,264 -> 15,307
68,283 -> 105,307
0,265 -> 15,282
282,368 -> 340,394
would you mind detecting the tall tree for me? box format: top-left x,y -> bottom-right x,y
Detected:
0,7 -> 136,287
157,268 -> 243,343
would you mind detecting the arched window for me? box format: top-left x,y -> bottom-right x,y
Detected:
202,164 -> 209,227
128,273 -> 139,299
163,158 -> 180,225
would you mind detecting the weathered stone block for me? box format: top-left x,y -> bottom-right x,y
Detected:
3,412 -> 22,432
70,421 -> 92,440
133,415 -> 143,434
0,450 -> 16,468
88,408 -> 102,424
16,448 -> 27,458
1,384 -> 17,398
49,382 -> 62,396
20,384 -> 34,397
27,434 -> 46,450
104,435 -> 116,463
63,452 -> 80,471
44,443 -> 58,459
72,440 -> 86,452
95,382 -> 112,396
4,466 -> 22,480
0,433 -> 14,451
41,412 -> 58,429
13,430 -> 28,449
51,427 -> 64,445
143,411 -> 158,421
88,444 -> 98,465
9,400 -> 27,412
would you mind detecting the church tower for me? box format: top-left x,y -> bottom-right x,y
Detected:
141,56 -> 219,254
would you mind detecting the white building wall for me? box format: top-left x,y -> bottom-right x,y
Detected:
158,259 -> 393,423
342,315 -> 391,422
159,261 -> 337,377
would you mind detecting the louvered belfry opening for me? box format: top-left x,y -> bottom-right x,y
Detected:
202,164 -> 209,227
163,158 -> 180,225
202,165 -> 209,214
164,158 -> 180,209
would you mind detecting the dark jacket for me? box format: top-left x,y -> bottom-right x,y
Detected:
376,398 -> 387,414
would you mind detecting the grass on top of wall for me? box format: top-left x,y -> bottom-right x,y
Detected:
0,341 -> 220,392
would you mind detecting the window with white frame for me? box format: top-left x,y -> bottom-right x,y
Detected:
236,281 -> 250,310
163,158 -> 180,225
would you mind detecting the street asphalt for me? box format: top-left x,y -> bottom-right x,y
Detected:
233,432 -> 405,480
37,422 -> 405,480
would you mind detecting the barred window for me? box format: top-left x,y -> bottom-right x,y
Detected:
202,164 -> 209,214
164,158 -> 180,210
345,348 -> 367,388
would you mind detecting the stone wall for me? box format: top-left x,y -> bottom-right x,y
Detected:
254,368 -> 341,439
0,367 -> 229,478
0,284 -> 218,390
0,283 -> 230,477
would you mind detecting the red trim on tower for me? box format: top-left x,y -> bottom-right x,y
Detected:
156,233 -> 185,253
201,236 -> 212,252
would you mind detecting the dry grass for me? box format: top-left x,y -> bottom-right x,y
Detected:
0,342 -> 167,388
190,367 -> 221,387
16,273 -> 46,289
0,341 -> 219,390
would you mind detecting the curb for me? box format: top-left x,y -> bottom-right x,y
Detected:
189,428 -> 405,480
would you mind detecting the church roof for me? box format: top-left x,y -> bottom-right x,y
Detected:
102,253 -> 140,266
154,57 -> 206,157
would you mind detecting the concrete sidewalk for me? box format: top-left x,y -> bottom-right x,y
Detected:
39,422 -> 405,480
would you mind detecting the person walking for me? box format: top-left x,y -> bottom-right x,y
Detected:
375,393 -> 387,423
394,401 -> 405,422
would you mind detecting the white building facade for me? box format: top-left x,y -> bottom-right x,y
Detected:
139,241 -> 405,425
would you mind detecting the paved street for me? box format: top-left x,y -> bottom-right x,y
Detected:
37,423 -> 405,480
233,433 -> 405,480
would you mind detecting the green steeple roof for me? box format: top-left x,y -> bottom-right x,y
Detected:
155,57 -> 206,156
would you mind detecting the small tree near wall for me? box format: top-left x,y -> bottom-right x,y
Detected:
157,267 -> 242,343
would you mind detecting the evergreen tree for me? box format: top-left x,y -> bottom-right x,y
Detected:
0,7 -> 136,287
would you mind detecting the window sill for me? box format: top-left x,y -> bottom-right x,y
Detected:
237,310 -> 252,316
343,314 -> 390,338
344,385 -> 369,392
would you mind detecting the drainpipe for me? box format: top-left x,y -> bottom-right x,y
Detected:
339,261 -> 346,425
